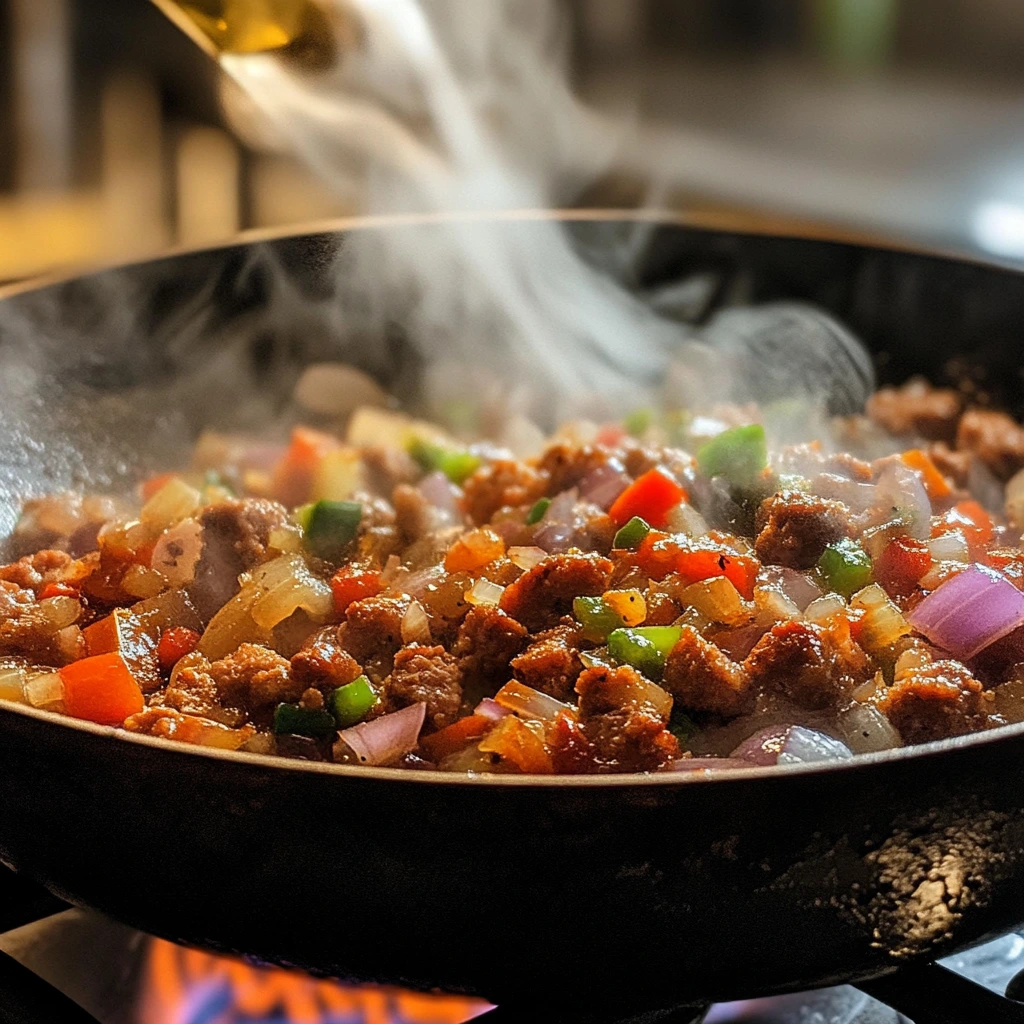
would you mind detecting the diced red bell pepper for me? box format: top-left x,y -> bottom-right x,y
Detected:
594,423 -> 627,447
156,627 -> 201,672
329,566 -> 383,616
675,548 -> 759,601
38,581 -> 78,600
478,715 -> 554,774
608,469 -> 688,529
932,499 -> 994,555
272,426 -> 339,507
59,652 -> 145,725
874,536 -> 932,598
419,715 -> 492,763
901,449 -> 952,500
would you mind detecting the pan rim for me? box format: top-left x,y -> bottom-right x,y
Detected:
3,696 -> 1021,788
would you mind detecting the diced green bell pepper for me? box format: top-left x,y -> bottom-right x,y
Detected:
607,626 -> 683,680
302,500 -> 363,562
697,424 -> 768,487
408,438 -> 482,485
573,596 -> 626,644
526,497 -> 551,525
818,537 -> 873,598
624,408 -> 654,437
669,710 -> 698,745
613,516 -> 651,550
329,675 -> 377,728
272,703 -> 337,739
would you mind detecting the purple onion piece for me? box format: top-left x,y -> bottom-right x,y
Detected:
811,473 -> 878,514
533,522 -> 574,553
338,703 -> 427,766
474,698 -> 511,722
758,566 -> 822,611
543,488 -> 578,525
732,725 -> 852,766
578,463 -> 630,511
418,471 -> 461,524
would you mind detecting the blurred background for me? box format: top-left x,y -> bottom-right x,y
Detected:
4,0 -> 1024,281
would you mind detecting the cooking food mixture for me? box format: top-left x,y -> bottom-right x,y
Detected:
5,379 -> 1024,774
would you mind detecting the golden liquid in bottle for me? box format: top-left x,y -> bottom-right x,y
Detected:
152,0 -> 336,63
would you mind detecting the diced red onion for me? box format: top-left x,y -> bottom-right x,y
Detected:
474,698 -> 511,722
811,473 -> 878,513
804,593 -> 846,624
338,703 -> 427,766
543,488 -> 578,525
491,520 -> 527,544
908,564 -> 1024,660
400,600 -> 432,644
465,578 -> 505,608
664,502 -> 709,539
667,757 -> 753,772
418,471 -> 461,524
494,681 -> 573,723
834,703 -> 902,754
533,522 -> 574,553
876,461 -> 932,540
732,725 -> 853,766
926,530 -> 970,564
759,566 -> 822,611
509,545 -> 547,571
578,463 -> 630,511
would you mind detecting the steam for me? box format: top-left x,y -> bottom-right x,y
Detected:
216,0 -> 873,427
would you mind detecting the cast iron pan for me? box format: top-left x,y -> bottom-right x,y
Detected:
2,212 -> 1024,1019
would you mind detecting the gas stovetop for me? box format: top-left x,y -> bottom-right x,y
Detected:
4,909 -> 1024,1024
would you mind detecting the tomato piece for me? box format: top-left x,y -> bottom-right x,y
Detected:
419,715 -> 492,762
608,469 -> 688,529
38,581 -> 78,600
932,499 -> 994,555
874,536 -> 932,598
901,449 -> 952,500
156,627 -> 202,672
272,426 -> 340,507
329,565 -> 383,616
59,653 -> 145,725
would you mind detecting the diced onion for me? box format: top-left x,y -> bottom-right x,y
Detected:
804,593 -> 846,624
732,725 -> 853,765
679,577 -> 749,626
850,583 -> 912,652
268,525 -> 303,555
474,698 -> 510,722
250,559 -> 334,631
0,665 -> 26,703
313,449 -> 365,502
579,463 -> 630,511
664,502 -> 709,539
140,478 -> 202,534
754,586 -> 801,623
918,560 -> 968,592
834,703 -> 902,754
811,473 -> 878,513
338,702 -> 426,766
509,546 -> 547,571
25,672 -> 64,710
908,564 -> 1024,661
418,471 -> 461,524
121,564 -> 168,600
401,600 -> 433,644
543,488 -> 578,525
494,681 -> 574,723
151,518 -> 203,586
876,461 -> 932,540
926,530 -> 970,564
465,578 -> 505,609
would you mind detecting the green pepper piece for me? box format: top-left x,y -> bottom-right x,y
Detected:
573,596 -> 626,644
697,424 -> 768,487
272,703 -> 337,739
408,438 -> 482,485
818,538 -> 874,598
607,626 -> 683,680
624,408 -> 654,437
669,710 -> 698,746
526,497 -> 551,525
329,675 -> 377,728
303,500 -> 363,562
613,516 -> 651,550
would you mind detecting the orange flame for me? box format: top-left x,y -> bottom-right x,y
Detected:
140,938 -> 490,1024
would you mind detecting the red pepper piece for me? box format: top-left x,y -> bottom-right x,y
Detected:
59,653 -> 145,725
609,469 -> 688,529
330,565 -> 383,616
39,581 -> 78,600
875,537 -> 932,598
157,627 -> 202,672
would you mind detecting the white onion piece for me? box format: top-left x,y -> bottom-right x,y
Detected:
834,703 -> 902,754
926,531 -> 970,563
338,702 -> 426,766
667,757 -> 752,772
140,478 -> 201,533
804,593 -> 846,624
494,681 -> 573,722
475,698 -> 511,722
665,502 -> 709,539
759,566 -> 822,611
250,558 -> 334,631
465,578 -> 505,608
418,471 -> 461,524
509,546 -> 546,571
25,672 -> 64,710
0,665 -> 26,703
754,587 -> 800,623
401,600 -> 432,644
811,473 -> 877,513
876,462 -> 932,540
151,518 -> 203,586
732,725 -> 853,766
579,463 -> 630,511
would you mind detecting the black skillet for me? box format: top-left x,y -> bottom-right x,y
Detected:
3,212 -> 1024,1023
